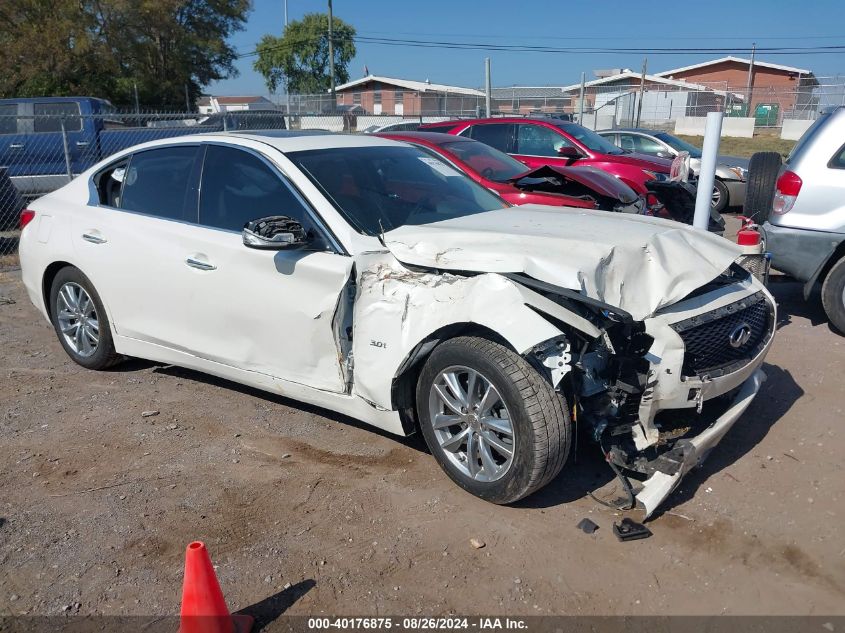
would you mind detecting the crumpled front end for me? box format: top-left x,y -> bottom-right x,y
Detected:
572,274 -> 776,517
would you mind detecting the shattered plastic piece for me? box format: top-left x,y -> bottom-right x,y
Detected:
576,518 -> 599,534
613,518 -> 652,542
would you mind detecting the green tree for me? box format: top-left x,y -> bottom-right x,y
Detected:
253,12 -> 356,95
0,0 -> 251,107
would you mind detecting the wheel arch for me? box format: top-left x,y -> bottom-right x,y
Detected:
390,323 -> 515,434
806,240 -> 845,300
42,260 -> 76,318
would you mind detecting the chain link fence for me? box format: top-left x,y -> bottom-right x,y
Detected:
0,109 -> 472,258
569,75 -> 845,129
3,78 -> 844,261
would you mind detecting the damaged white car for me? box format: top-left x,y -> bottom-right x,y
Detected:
19,132 -> 776,516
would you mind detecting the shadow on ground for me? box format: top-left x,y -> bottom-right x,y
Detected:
107,358 -> 430,455
236,579 -> 316,631
649,362 -> 803,520
768,276 -> 832,330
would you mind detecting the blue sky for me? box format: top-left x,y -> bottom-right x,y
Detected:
211,0 -> 845,96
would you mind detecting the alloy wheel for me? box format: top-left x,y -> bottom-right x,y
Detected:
56,282 -> 99,357
428,365 -> 515,482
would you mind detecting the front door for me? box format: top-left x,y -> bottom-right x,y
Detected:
178,143 -> 352,392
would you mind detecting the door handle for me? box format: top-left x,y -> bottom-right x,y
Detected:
76,141 -> 90,147
81,233 -> 107,244
9,143 -> 24,150
185,257 -> 216,271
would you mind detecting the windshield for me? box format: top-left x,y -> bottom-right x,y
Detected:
289,145 -> 508,236
654,132 -> 702,158
440,140 -> 528,182
556,123 -> 625,155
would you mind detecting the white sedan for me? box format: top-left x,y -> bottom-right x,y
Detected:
19,132 -> 775,514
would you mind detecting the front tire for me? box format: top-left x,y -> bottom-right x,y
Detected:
49,267 -> 122,370
711,179 -> 729,213
821,257 -> 845,335
415,336 -> 571,504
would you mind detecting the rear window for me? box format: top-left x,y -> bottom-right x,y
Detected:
120,146 -> 199,221
0,104 -> 17,135
34,102 -> 82,133
830,144 -> 845,169
786,113 -> 829,165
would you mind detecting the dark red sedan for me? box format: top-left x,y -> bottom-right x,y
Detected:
377,131 -> 644,213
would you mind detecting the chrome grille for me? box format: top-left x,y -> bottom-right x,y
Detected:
671,291 -> 773,378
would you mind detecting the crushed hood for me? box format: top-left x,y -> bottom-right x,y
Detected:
509,165 -> 639,204
383,205 -> 742,321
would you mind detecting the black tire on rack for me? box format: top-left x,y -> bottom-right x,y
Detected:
744,151 -> 783,222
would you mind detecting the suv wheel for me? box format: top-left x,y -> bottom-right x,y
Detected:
49,267 -> 123,370
821,257 -> 845,334
711,179 -> 729,213
415,336 -> 571,504
744,152 -> 782,222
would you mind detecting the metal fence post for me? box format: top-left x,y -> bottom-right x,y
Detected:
60,117 -> 73,182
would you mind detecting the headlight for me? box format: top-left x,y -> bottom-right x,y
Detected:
728,166 -> 747,181
642,170 -> 667,182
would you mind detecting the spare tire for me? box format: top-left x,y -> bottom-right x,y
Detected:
744,152 -> 782,222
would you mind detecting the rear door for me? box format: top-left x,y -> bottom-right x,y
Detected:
461,123 -> 516,154
72,145 -> 204,349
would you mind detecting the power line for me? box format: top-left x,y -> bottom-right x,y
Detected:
235,33 -> 845,59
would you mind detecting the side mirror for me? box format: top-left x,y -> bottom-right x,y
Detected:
556,145 -> 581,158
243,216 -> 309,250
656,151 -> 674,159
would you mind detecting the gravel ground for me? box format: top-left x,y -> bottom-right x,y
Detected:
1,251 -> 844,624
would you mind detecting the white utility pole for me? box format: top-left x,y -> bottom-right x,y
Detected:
693,111 -> 724,230
745,42 -> 757,110
578,72 -> 585,123
635,58 -> 647,127
484,58 -> 492,117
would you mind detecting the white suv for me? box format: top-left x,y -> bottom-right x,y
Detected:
19,132 -> 775,516
760,106 -> 845,332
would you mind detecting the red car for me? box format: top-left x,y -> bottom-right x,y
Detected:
377,131 -> 644,213
419,117 -> 721,230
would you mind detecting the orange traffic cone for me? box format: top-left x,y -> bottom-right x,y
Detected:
179,541 -> 253,633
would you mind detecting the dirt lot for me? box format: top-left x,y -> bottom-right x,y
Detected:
1,254 -> 844,623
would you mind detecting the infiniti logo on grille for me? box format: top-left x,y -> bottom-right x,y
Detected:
728,323 -> 753,348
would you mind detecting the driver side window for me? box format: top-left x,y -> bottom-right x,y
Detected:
516,124 -> 572,157
198,145 -> 321,243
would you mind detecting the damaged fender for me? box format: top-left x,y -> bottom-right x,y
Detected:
350,252 -> 596,411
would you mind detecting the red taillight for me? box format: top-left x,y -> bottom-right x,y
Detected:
20,209 -> 35,229
776,171 -> 802,196
772,171 -> 802,215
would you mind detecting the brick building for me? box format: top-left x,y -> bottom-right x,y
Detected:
656,56 -> 817,116
333,75 -> 485,116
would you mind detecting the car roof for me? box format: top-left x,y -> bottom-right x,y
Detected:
377,131 -> 473,144
600,128 -> 664,135
132,130 -> 403,154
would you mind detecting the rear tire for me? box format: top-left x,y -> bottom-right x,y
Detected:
49,267 -> 123,370
415,336 -> 571,504
821,257 -> 845,335
744,152 -> 782,222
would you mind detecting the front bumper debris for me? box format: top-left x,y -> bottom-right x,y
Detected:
635,368 -> 766,518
